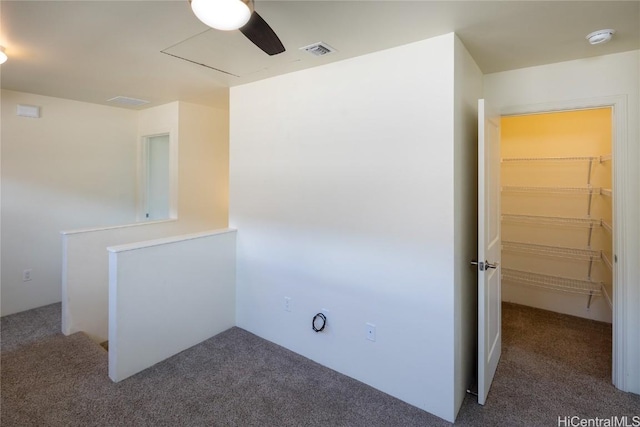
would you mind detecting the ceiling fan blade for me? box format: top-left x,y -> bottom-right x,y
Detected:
239,12 -> 285,56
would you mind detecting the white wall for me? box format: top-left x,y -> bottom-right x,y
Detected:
484,50 -> 640,394
2,96 -> 229,317
61,219 -> 200,342
61,101 -> 230,342
137,101 -> 229,228
231,34 -> 463,421
178,102 -> 229,228
453,36 -> 483,414
1,90 -> 138,315
137,102 -> 180,221
108,229 -> 236,382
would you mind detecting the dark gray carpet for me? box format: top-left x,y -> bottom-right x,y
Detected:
455,303 -> 639,425
2,302 -> 639,426
1,304 -> 448,427
0,303 -> 61,352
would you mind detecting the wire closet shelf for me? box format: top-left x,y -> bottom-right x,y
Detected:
502,241 -> 600,261
501,186 -> 610,195
501,268 -> 602,296
501,214 -> 610,229
501,155 -> 611,163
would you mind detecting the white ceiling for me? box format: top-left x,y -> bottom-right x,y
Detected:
1,1 -> 638,110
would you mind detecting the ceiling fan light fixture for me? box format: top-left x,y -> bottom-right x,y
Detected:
0,46 -> 8,65
190,0 -> 254,31
586,29 -> 615,45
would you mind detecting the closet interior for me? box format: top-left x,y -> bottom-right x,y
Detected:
500,108 -> 613,324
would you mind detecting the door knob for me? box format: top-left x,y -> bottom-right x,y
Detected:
470,260 -> 498,271
485,261 -> 498,270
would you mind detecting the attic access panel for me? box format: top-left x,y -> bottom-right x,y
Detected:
163,28 -> 302,80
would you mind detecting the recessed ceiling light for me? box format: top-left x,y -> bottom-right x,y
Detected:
586,29 -> 615,45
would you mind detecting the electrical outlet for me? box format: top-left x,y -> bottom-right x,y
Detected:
284,297 -> 292,312
23,269 -> 33,282
366,322 -> 376,342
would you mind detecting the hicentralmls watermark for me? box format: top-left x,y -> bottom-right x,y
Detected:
557,416 -> 640,427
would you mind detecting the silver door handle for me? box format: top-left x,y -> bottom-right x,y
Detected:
470,260 -> 498,271
485,261 -> 498,270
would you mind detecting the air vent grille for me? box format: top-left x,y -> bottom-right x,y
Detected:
300,42 -> 336,57
107,96 -> 150,107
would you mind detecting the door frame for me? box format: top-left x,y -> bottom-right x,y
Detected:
500,95 -> 627,390
137,132 -> 179,222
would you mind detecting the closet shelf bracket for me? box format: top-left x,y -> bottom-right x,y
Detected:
601,220 -> 613,234
601,252 -> 613,271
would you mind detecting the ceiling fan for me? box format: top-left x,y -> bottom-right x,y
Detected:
189,0 -> 285,56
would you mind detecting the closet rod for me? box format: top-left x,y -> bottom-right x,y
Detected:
502,241 -> 600,261
502,268 -> 602,295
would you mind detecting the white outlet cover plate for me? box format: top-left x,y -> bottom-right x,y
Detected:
366,323 -> 376,341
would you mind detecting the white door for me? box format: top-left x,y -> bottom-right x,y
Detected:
145,134 -> 170,220
477,99 -> 502,405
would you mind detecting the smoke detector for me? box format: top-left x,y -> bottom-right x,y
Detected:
586,29 -> 615,45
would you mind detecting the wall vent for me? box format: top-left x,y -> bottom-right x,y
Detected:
107,96 -> 150,107
299,42 -> 336,57
17,104 -> 41,118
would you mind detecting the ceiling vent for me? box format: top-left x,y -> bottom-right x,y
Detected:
107,96 -> 150,107
299,42 -> 336,57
